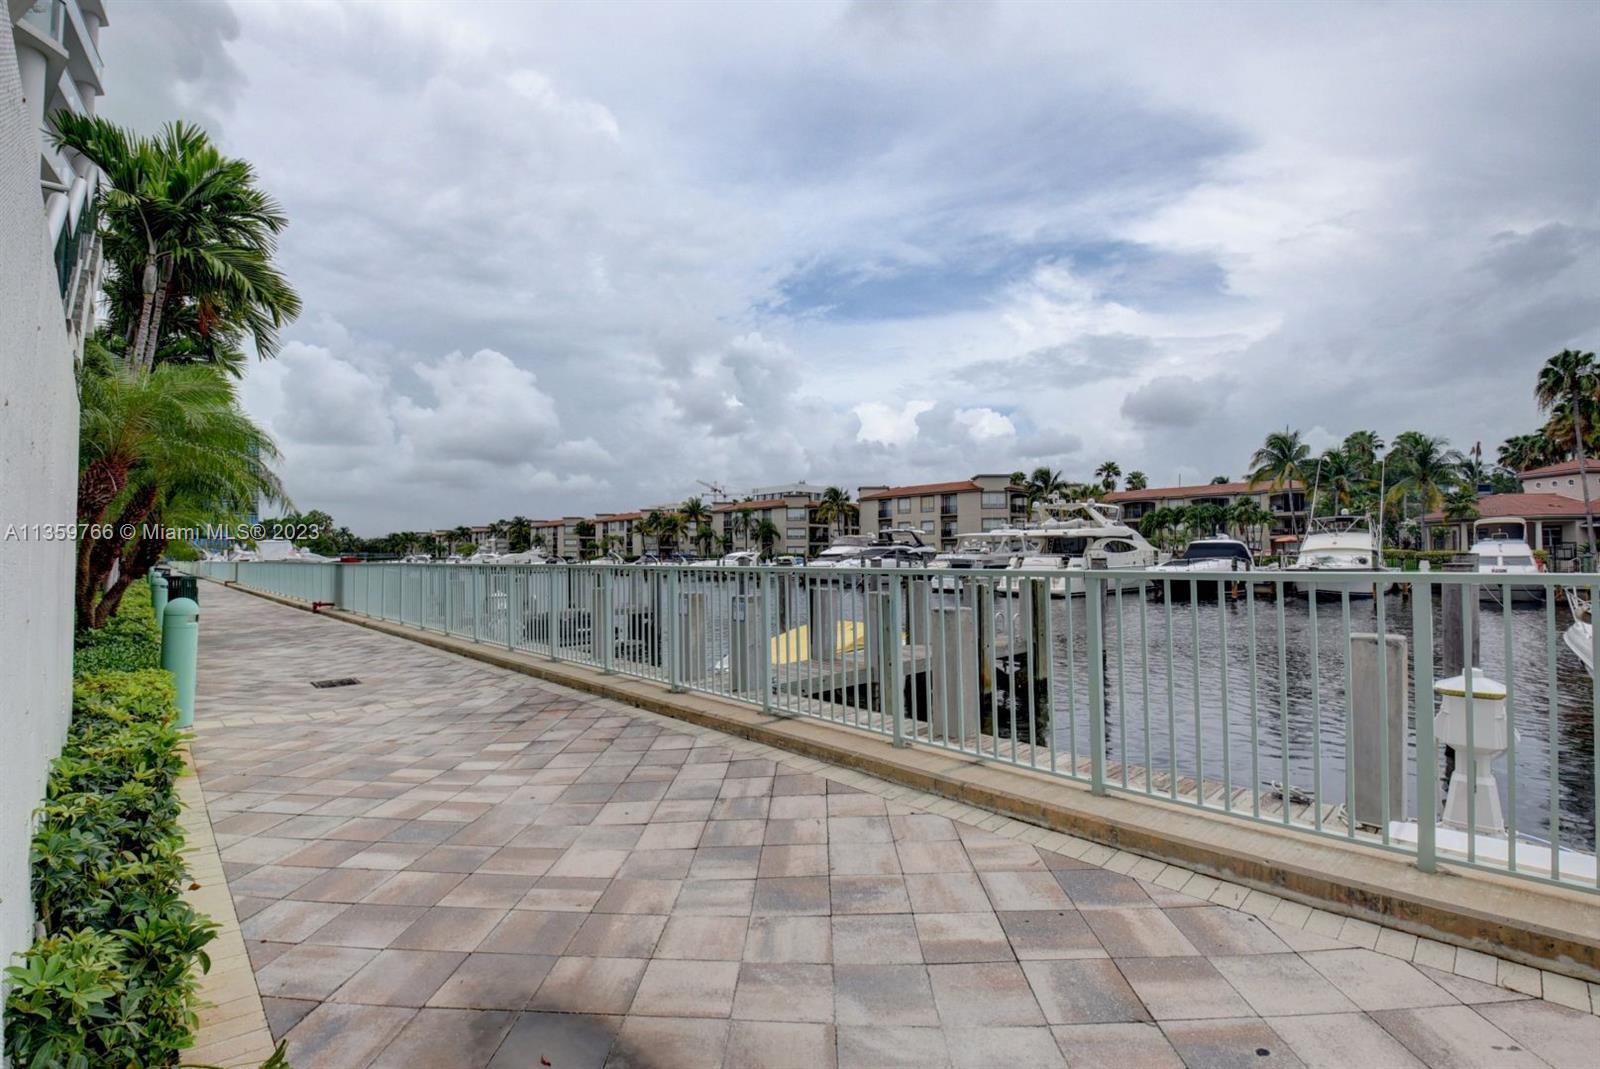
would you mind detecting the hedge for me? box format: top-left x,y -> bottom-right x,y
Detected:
70,583 -> 161,677
3,584 -> 286,1067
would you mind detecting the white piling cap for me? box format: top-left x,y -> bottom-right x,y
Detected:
1433,672 -> 1506,700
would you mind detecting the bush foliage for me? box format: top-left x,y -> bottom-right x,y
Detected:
70,583 -> 161,676
4,589 -> 221,1068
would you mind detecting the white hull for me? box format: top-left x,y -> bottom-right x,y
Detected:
1564,621 -> 1593,676
1286,571 -> 1382,599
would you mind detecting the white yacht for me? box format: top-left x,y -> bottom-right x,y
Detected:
811,528 -> 937,570
716,550 -> 761,567
929,528 -> 1036,589
1007,499 -> 1163,597
1470,519 -> 1545,605
1152,535 -> 1254,600
1285,514 -> 1384,598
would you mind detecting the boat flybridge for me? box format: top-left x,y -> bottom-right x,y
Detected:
929,528 -> 1036,590
1152,535 -> 1254,600
1284,513 -> 1385,598
1007,498 -> 1163,597
810,528 -> 938,570
1470,519 -> 1545,605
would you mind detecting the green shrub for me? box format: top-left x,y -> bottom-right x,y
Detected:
72,584 -> 160,677
4,636 -> 221,1067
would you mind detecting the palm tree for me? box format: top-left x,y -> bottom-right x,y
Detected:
1341,430 -> 1385,480
76,361 -> 283,626
1124,471 -> 1148,491
658,513 -> 688,554
1536,349 -> 1599,551
817,486 -> 857,536
507,516 -> 532,553
1313,448 -> 1359,514
1094,461 -> 1121,493
639,510 -> 663,553
732,508 -> 755,550
1140,507 -> 1174,550
680,497 -> 711,541
1187,502 -> 1227,537
1443,487 -> 1481,523
752,518 -> 781,559
52,113 -> 301,372
1498,433 -> 1552,472
1247,428 -> 1311,535
1024,467 -> 1069,513
1386,432 -> 1465,519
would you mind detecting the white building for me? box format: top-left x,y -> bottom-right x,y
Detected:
12,0 -> 106,361
1,0 -> 108,1038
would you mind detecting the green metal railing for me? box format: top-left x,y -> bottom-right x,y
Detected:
179,559 -> 1600,895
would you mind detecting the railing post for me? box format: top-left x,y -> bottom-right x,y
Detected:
760,569 -> 775,715
888,577 -> 907,747
666,568 -> 684,692
506,569 -> 518,651
470,567 -> 481,642
1412,574 -> 1437,873
1086,572 -> 1108,794
599,570 -> 615,674
547,567 -> 561,662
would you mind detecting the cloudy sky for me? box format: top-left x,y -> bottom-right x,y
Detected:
102,1 -> 1599,534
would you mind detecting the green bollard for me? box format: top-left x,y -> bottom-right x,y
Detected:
151,571 -> 169,636
161,597 -> 199,728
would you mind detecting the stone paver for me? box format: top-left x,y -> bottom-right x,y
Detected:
191,584 -> 1597,1067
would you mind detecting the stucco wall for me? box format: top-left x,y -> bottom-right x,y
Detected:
0,16 -> 82,1025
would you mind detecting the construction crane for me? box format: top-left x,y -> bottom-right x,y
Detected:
696,480 -> 730,503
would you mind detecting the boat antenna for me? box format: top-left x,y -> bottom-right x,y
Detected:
1377,456 -> 1387,552
1307,456 -> 1323,524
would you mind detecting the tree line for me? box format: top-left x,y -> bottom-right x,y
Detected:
59,114 -> 296,628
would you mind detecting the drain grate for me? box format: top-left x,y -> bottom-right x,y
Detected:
310,677 -> 361,689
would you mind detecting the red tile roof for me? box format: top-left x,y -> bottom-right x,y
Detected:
596,512 -> 642,522
858,480 -> 986,501
1422,493 -> 1590,522
1103,479 -> 1303,502
1518,460 -> 1591,478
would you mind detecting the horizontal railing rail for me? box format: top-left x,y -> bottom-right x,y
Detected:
179,559 -> 1600,895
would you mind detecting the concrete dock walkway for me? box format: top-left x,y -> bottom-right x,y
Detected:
189,583 -> 1599,1068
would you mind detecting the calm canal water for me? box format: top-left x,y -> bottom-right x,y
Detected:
1037,588 -> 1596,850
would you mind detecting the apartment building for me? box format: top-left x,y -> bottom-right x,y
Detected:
857,475 -> 1028,550
714,485 -> 829,558
594,512 -> 643,557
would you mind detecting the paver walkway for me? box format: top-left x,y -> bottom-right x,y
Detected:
191,583 -> 1600,1068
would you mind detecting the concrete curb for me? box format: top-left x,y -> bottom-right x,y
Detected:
179,755 -> 278,1067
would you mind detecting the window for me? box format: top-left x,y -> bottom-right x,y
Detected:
786,527 -> 806,540
921,520 -> 934,532
787,507 -> 808,521
897,498 -> 911,513
981,492 -> 1006,508
921,496 -> 934,512
981,517 -> 1006,531
940,494 -> 958,514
